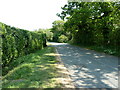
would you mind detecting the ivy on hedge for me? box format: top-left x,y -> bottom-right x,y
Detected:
0,22 -> 47,68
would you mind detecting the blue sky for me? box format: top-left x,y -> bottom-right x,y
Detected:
0,0 -> 67,31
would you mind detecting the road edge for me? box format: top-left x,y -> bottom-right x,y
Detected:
54,47 -> 75,88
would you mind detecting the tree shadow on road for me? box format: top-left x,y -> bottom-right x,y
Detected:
50,43 -> 119,88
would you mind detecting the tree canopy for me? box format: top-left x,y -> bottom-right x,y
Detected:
57,2 -> 120,47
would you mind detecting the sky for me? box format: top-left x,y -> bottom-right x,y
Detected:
0,0 -> 67,31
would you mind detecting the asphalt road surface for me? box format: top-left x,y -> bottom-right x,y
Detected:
49,42 -> 119,88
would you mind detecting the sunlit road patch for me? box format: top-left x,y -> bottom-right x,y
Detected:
49,42 -> 118,88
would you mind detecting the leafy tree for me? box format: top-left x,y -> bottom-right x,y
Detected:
35,29 -> 53,41
57,2 -> 120,47
51,20 -> 67,42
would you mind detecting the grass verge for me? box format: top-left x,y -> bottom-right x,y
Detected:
2,47 -> 63,88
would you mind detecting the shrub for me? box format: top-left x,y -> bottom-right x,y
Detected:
58,35 -> 68,43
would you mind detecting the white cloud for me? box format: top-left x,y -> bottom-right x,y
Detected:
0,0 -> 67,31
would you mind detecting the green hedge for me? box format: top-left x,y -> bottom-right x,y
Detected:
0,22 -> 47,68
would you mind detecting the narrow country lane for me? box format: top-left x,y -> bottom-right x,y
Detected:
49,42 -> 119,88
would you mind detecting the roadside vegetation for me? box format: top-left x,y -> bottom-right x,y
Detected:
70,43 -> 120,57
1,22 -> 47,76
58,2 -> 120,57
2,47 -> 63,88
1,22 -> 65,88
36,2 -> 120,57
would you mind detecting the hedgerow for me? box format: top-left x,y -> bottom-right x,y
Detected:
0,22 -> 46,73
